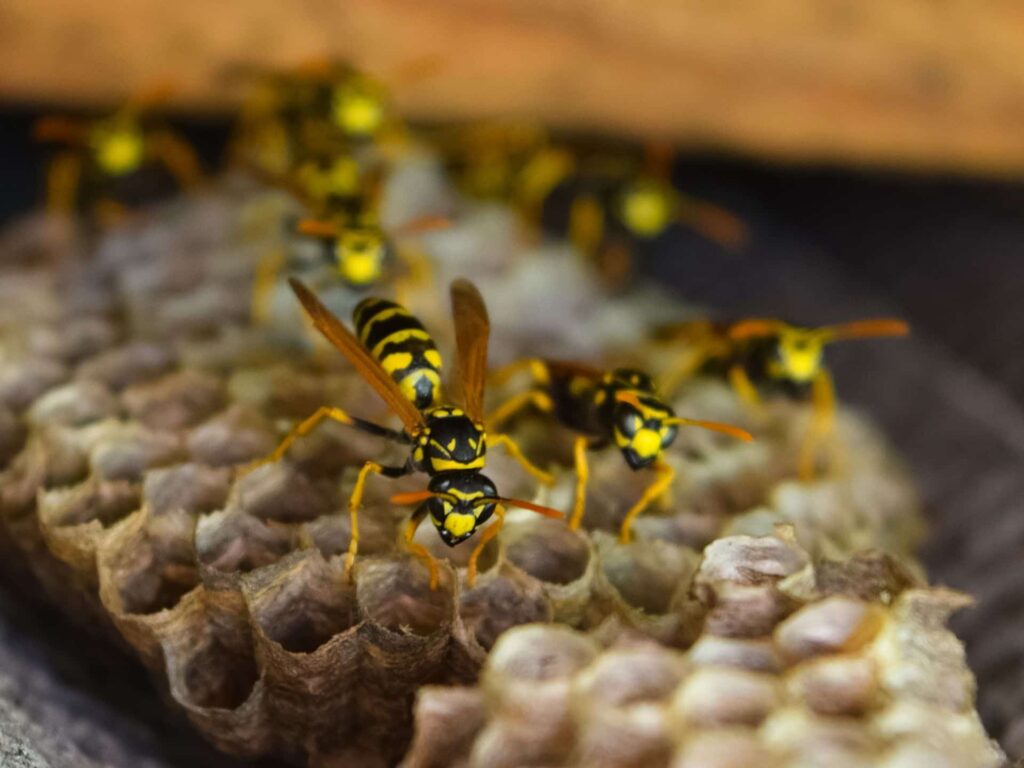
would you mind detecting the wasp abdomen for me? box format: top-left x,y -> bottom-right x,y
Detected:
353,297 -> 442,410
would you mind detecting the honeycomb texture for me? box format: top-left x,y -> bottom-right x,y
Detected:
0,161 -> 989,765
402,532 -> 1003,768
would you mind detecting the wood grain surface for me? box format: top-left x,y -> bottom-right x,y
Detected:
2,0 -> 1024,175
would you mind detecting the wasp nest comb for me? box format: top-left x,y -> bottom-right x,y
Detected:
404,532 -> 1003,768
0,171 -> 1001,766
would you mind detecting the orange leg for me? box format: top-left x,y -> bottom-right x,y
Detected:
148,130 -> 204,190
798,369 -> 837,481
488,433 -> 554,486
568,436 -> 590,531
344,460 -> 386,580
619,461 -> 676,544
46,151 -> 82,215
403,508 -> 440,590
466,506 -> 505,587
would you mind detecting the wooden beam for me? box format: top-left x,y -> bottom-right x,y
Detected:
2,0 -> 1024,175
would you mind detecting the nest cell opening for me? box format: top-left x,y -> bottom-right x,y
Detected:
503,517 -> 590,586
180,636 -> 260,710
356,558 -> 455,636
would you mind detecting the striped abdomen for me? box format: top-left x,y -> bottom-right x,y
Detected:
353,297 -> 442,410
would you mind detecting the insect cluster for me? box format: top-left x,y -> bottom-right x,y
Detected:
0,59 -> 998,767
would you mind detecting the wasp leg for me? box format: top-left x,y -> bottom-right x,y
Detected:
240,406 -> 405,474
658,348 -> 712,398
488,433 -> 554,486
798,369 -> 837,481
728,364 -> 762,411
345,459 -> 412,580
403,506 -> 440,590
568,194 -> 605,259
568,436 -> 592,531
487,389 -> 554,432
148,130 -> 204,191
619,461 -> 676,544
46,152 -> 82,215
394,244 -> 434,307
251,245 -> 288,325
490,357 -> 551,390
466,505 -> 505,587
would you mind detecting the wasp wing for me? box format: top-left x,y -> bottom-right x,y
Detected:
450,279 -> 490,421
289,278 -> 424,433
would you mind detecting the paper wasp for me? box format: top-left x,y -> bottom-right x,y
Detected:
243,278 -> 560,588
655,317 -> 909,480
34,84 -> 202,224
249,167 -> 447,324
489,360 -> 752,543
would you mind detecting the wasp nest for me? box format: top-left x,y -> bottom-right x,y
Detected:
0,164 -> 997,765
403,532 -> 1003,768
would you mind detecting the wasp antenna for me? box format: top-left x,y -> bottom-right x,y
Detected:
395,214 -> 451,237
665,417 -> 754,442
822,318 -> 910,343
390,490 -> 440,506
727,318 -> 788,341
296,218 -> 340,238
33,116 -> 85,144
614,391 -> 644,408
678,198 -> 748,249
491,497 -> 563,519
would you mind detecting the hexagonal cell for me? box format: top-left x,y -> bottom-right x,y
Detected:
244,551 -> 357,654
101,508 -> 199,615
0,357 -> 68,411
88,425 -> 186,482
186,404 -> 278,467
597,536 -> 699,616
196,508 -> 297,576
27,380 -> 120,429
122,370 -> 227,431
178,633 -> 261,710
233,462 -> 339,523
503,517 -> 591,586
38,477 -> 141,530
356,558 -> 455,636
142,463 -> 231,517
75,342 -> 177,391
459,566 -> 552,650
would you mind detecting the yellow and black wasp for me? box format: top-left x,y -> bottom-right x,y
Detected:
655,317 -> 910,480
488,360 -> 752,543
34,84 -> 202,224
244,278 -> 560,588
249,172 -> 447,324
560,147 -> 748,288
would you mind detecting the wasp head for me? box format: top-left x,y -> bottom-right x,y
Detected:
424,472 -> 498,547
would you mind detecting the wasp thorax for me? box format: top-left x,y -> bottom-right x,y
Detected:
425,471 -> 498,546
417,409 -> 486,474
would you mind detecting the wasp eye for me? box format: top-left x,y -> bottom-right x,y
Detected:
659,424 -> 678,447
617,410 -> 641,437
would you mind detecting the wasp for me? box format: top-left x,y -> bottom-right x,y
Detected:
655,317 -> 910,480
249,169 -> 447,324
488,360 -> 752,543
244,278 -> 560,588
561,148 -> 748,288
34,84 -> 202,223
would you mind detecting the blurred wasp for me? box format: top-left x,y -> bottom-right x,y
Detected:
560,145 -> 748,288
489,360 -> 752,543
228,56 -> 439,177
34,83 -> 202,224
249,168 -> 448,324
243,278 -> 560,588
655,317 -> 909,480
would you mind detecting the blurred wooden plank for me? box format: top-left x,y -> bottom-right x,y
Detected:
2,0 -> 1024,175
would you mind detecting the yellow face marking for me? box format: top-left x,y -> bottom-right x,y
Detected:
620,182 -> 673,237
332,79 -> 386,137
370,328 -> 432,358
443,513 -> 476,539
632,428 -> 662,460
91,123 -> 145,176
337,233 -> 385,287
773,331 -> 825,383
